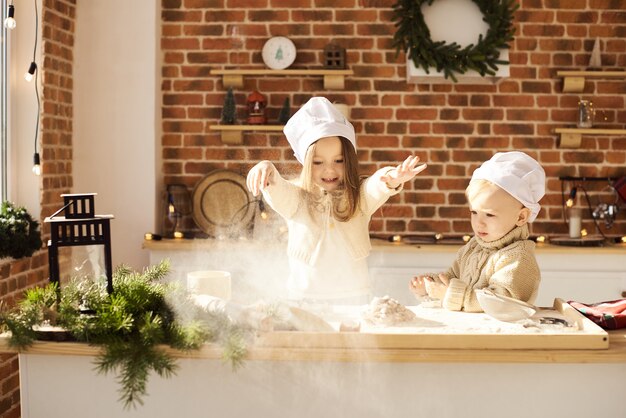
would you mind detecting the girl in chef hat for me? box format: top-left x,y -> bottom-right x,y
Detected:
247,97 -> 426,303
409,151 -> 546,312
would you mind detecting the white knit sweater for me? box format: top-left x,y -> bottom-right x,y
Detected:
433,224 -> 541,312
261,167 -> 401,265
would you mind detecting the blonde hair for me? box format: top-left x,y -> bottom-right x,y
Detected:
299,136 -> 361,222
466,179 -> 524,210
465,179 -> 498,204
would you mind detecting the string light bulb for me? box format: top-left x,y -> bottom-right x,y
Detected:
32,153 -> 41,176
566,186 -> 577,208
3,4 -> 15,29
258,199 -> 268,220
24,61 -> 37,82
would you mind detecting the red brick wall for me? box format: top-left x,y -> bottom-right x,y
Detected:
161,0 -> 626,239
0,1 -> 75,417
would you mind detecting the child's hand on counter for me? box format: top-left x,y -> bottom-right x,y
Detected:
409,275 -> 429,298
424,274 -> 450,300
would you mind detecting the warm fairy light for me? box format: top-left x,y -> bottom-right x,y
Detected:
462,235 -> 471,242
434,233 -> 443,240
580,229 -> 588,237
173,231 -> 184,239
391,234 -> 402,243
535,235 -> 546,243
144,233 -> 154,241
566,187 -> 577,208
260,211 -> 268,220
621,236 -> 626,243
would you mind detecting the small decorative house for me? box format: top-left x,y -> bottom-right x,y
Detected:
246,90 -> 267,125
323,43 -> 346,69
44,193 -> 114,293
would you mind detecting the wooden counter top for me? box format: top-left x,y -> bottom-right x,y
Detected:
3,329 -> 625,364
143,237 -> 626,255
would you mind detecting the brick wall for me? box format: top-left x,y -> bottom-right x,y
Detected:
0,1 -> 75,417
161,0 -> 626,239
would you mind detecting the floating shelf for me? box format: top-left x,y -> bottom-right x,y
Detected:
210,69 -> 354,90
209,124 -> 284,144
556,70 -> 626,93
554,127 -> 626,148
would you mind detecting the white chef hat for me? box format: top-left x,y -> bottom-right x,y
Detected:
471,151 -> 546,222
283,97 -> 356,164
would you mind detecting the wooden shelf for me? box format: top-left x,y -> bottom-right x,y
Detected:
209,124 -> 284,144
556,70 -> 626,93
210,69 -> 354,90
554,127 -> 626,148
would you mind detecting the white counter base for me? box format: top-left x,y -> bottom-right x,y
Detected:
20,352 -> 626,418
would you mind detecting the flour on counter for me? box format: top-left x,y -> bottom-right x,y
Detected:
362,295 -> 417,326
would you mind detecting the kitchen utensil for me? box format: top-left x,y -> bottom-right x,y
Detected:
475,288 -> 537,322
192,169 -> 255,237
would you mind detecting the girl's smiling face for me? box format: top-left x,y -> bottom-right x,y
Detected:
311,136 -> 344,191
469,184 -> 530,242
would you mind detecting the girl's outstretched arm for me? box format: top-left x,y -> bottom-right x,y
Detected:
247,160 -> 276,197
380,155 -> 427,189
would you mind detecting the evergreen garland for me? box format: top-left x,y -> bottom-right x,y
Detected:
0,260 -> 248,409
392,0 -> 518,82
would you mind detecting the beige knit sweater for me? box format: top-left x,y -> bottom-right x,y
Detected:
432,224 -> 540,312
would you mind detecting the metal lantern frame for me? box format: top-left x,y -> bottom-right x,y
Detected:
44,193 -> 114,293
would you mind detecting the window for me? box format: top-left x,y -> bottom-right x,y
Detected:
1,0 -> 8,201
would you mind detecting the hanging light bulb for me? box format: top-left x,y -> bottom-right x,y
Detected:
3,4 -> 16,29
24,62 -> 37,82
32,153 -> 41,176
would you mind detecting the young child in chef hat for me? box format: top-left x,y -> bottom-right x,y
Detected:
247,97 -> 427,304
409,151 -> 545,312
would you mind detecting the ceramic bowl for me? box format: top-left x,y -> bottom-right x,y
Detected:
475,288 -> 537,322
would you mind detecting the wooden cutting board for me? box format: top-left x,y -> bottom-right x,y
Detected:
254,298 -> 609,351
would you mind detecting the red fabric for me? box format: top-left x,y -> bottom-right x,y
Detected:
568,299 -> 626,330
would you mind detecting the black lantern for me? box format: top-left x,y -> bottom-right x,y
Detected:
44,193 -> 114,293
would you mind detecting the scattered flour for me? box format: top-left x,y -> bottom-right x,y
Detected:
362,295 -> 416,326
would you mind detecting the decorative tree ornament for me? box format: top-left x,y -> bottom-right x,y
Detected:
392,0 -> 518,82
278,97 -> 291,125
588,38 -> 602,69
221,87 -> 237,125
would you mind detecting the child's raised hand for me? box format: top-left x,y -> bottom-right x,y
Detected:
246,161 -> 276,197
380,156 -> 427,189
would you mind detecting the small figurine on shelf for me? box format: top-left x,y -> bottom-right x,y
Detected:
588,38 -> 602,69
221,87 -> 237,125
278,97 -> 291,125
246,90 -> 267,125
323,43 -> 346,69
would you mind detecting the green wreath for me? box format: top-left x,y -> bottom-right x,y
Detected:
392,0 -> 518,82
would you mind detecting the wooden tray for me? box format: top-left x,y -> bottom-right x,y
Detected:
254,299 -> 609,351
